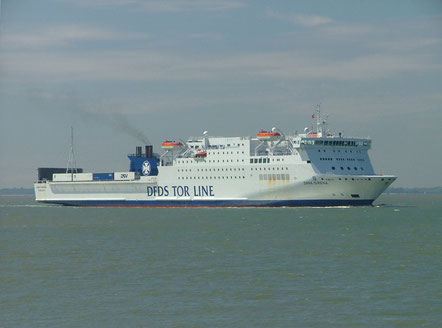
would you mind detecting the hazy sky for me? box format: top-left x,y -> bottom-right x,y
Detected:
0,0 -> 441,188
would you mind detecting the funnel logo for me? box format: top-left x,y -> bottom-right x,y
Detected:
142,160 -> 151,176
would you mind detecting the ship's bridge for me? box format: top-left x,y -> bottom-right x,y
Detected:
296,136 -> 375,175
299,137 -> 371,149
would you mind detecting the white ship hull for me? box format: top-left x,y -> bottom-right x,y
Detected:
34,172 -> 396,207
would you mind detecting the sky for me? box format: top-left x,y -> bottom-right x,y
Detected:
0,0 -> 441,188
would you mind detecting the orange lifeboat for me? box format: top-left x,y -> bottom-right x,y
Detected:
307,131 -> 318,137
161,140 -> 183,150
257,130 -> 281,141
195,149 -> 207,158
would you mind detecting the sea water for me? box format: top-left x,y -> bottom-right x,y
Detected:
1,194 -> 441,327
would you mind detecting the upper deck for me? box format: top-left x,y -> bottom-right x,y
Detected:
157,107 -> 374,174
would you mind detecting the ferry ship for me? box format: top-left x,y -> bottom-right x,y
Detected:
34,109 -> 396,207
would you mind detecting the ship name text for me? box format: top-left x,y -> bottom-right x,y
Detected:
147,185 -> 214,197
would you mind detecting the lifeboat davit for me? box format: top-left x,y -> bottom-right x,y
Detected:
161,140 -> 183,150
257,130 -> 281,141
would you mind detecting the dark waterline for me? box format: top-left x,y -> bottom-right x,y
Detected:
1,194 -> 441,327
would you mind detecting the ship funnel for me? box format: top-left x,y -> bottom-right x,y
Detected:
146,145 -> 153,158
136,146 -> 142,157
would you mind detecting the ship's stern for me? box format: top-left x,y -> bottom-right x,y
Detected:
34,181 -> 50,203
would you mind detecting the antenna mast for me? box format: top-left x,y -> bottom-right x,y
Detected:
315,104 -> 328,137
66,126 -> 78,173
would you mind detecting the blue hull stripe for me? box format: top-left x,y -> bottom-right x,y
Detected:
40,199 -> 374,207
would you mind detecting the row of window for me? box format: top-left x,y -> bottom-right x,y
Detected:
178,167 -> 289,173
251,158 -> 270,164
337,158 -> 358,161
316,177 -> 372,182
176,173 -> 376,181
251,167 -> 289,171
310,140 -> 370,147
259,174 -> 290,181
250,158 -> 285,164
207,143 -> 246,149
318,149 -> 362,154
188,144 -> 246,150
331,166 -> 364,171
338,177 -> 371,181
207,151 -> 245,155
177,157 -> 287,165
178,168 -> 245,173
320,157 -> 365,162
177,176 -> 245,180
178,159 -> 246,164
